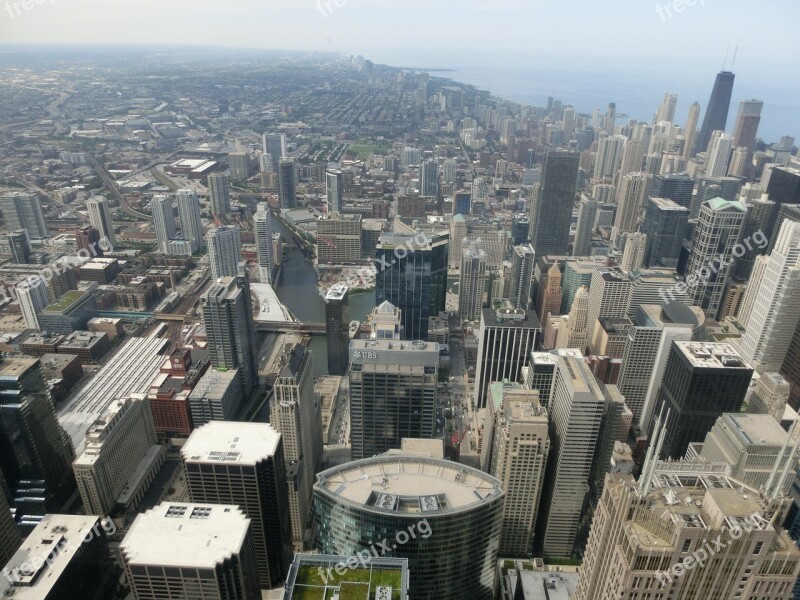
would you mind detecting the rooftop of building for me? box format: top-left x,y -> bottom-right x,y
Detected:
182,421 -> 281,465
59,330 -> 107,348
325,283 -> 348,301
0,514 -> 106,599
481,307 -> 541,329
187,367 -> 240,400
500,564 -> 579,600
0,354 -> 39,378
285,555 -> 409,600
715,413 -> 789,448
120,503 -> 251,569
674,341 -> 750,370
400,438 -> 444,459
648,196 -> 690,210
39,352 -> 80,370
705,197 -> 746,212
316,452 -> 504,514
21,331 -> 66,345
43,290 -> 91,313
350,339 -> 439,353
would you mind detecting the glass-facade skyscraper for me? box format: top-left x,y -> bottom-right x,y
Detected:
530,149 -> 579,256
695,70 -> 736,154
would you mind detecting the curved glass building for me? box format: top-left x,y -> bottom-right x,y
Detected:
313,452 -> 505,600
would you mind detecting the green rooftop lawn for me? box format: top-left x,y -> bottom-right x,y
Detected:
293,565 -> 403,600
44,290 -> 88,312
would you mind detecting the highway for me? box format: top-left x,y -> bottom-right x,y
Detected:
86,153 -> 151,221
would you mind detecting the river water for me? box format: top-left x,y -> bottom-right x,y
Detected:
271,218 -> 376,375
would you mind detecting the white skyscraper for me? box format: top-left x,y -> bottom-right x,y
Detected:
620,232 -> 647,272
612,172 -> 648,249
176,189 -> 204,252
325,169 -> 343,214
254,202 -> 274,283
206,226 -> 242,280
420,158 -> 439,197
17,279 -> 50,330
738,254 -> 769,328
738,220 -> 800,373
655,92 -> 678,124
556,286 -> 591,351
593,134 -> 627,179
0,192 -> 48,239
86,196 -> 116,246
459,239 -> 487,322
151,195 -> 176,254
682,101 -> 701,159
705,131 -> 735,178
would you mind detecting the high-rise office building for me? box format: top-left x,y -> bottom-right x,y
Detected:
449,213 -> 467,269
75,224 -> 102,258
573,194 -> 599,256
574,466 -> 800,600
604,102 -> 616,134
7,229 -> 31,263
523,351 -> 558,407
0,192 -> 48,239
459,240 -> 487,322
655,92 -> 678,124
682,101 -> 701,159
452,189 -> 472,215
766,166 -> 800,205
443,158 -> 458,184
735,194 -> 776,278
206,226 -> 242,280
695,70 -> 736,154
705,131 -> 734,178
611,172 -> 648,249
86,196 -> 115,246
686,198 -> 746,319
151,194 -> 176,254
539,262 -> 563,321
368,300 -> 402,340
733,98 -> 764,151
374,231 -> 448,340
556,285 -> 591,351
182,422 -> 292,588
253,202 -> 274,283
73,394 -> 162,517
1,514 -> 118,600
325,284 -> 350,375
593,134 -> 627,179
0,487 -> 20,566
530,149 -> 579,256
314,453 -> 504,600
278,159 -> 297,209
536,352 -> 605,560
229,150 -> 253,181
650,172 -> 694,209
419,158 -> 439,198
585,268 -> 632,338
474,306 -> 540,408
747,371 -> 791,422
738,220 -> 800,373
207,172 -> 231,215
263,133 -> 287,168
620,232 -> 646,272
653,341 -> 753,459
16,278 -> 49,330
316,213 -> 362,264
269,340 -> 322,551
325,169 -> 343,214
349,339 -> 438,459
203,276 -> 257,395
484,382 -> 549,557
176,189 -> 204,253
641,197 -> 689,268
509,243 -> 535,310
121,502 -> 262,599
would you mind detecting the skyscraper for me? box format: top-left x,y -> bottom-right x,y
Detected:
419,158 -> 439,197
620,232 -> 647,272
682,101 -> 701,159
585,268 -> 632,339
278,158 -> 297,209
705,131 -> 734,177
206,226 -> 242,280
449,213 -> 467,269
655,92 -> 678,123
263,133 -> 287,168
203,276 -> 257,395
653,341 -> 753,459
556,285 -> 591,351
474,306 -> 540,408
509,243 -> 534,310
733,98 -> 764,151
182,422 -> 292,588
151,194 -> 176,254
766,166 -> 800,205
738,220 -> 800,373
0,192 -> 48,239
121,502 -> 262,599
176,188 -> 204,252
593,134 -> 627,179
349,339 -> 438,459
539,262 -> 563,321
254,202 -> 274,283
228,150 -> 252,181
0,488 -> 20,567
650,172 -> 694,209
641,197 -> 689,268
484,382 -> 549,557
86,196 -> 115,246
536,352 -> 605,560
325,169 -> 343,213
685,198 -> 746,319
75,224 -> 101,257
314,453 -> 504,600
7,229 -> 31,263
530,149 -> 579,256
325,284 -> 350,375
611,172 -> 648,249
269,340 -> 322,551
207,172 -> 231,215
452,190 -> 472,215
695,70 -> 736,154
374,231 -> 448,340
459,240 -> 487,322
573,194 -> 599,256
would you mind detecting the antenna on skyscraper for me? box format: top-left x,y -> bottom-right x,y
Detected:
722,43 -> 730,69
731,43 -> 739,69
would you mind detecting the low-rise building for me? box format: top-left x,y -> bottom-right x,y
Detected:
57,330 -> 111,365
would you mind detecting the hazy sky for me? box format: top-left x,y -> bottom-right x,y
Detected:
0,0 -> 797,69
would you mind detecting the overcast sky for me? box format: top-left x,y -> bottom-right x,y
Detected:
0,0 -> 797,70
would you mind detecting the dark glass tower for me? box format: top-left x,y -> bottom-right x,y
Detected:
641,197 -> 689,268
375,232 -> 448,340
324,284 -> 350,375
766,166 -> 800,206
278,158 -> 297,209
651,173 -> 694,209
694,70 -> 735,154
530,149 -> 579,256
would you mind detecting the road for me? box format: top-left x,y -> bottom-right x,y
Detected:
86,153 -> 151,221
7,168 -> 88,222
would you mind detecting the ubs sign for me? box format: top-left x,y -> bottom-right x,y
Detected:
352,350 -> 378,360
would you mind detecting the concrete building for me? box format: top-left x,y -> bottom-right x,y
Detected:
206,226 -> 242,280
187,367 -> 243,425
121,502 -> 261,599
349,339 -> 438,459
207,172 -> 231,215
509,243 -> 535,311
0,192 -> 48,239
176,189 -> 204,253
86,196 -> 116,246
747,371 -> 792,422
283,555 -> 409,600
0,481 -> 21,566
253,202 -> 273,283
314,453 -> 505,600
269,340 -> 322,551
229,150 -> 253,181
585,268 -> 632,338
151,194 -> 176,254
484,382 -> 549,557
573,194 -> 599,256
316,213 -> 362,264
325,169 -> 343,213
8,228 -> 31,263
620,231 -> 646,272
369,300 -> 402,340
17,278 -> 50,330
611,172 -> 648,249
182,422 -> 292,588
459,239 -> 487,322
73,394 -> 164,516
37,290 -> 96,334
